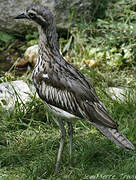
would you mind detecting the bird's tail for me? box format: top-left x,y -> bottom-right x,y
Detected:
91,122 -> 135,150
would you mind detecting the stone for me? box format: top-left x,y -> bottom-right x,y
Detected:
0,0 -> 93,33
0,80 -> 37,110
13,45 -> 38,68
107,87 -> 134,101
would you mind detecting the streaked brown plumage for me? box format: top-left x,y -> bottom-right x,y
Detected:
15,5 -> 135,172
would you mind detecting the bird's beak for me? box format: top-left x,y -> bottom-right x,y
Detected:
14,13 -> 28,19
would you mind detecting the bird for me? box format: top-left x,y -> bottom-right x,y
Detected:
15,5 -> 135,172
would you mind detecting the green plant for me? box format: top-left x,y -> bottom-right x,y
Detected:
0,31 -> 14,51
65,0 -> 136,68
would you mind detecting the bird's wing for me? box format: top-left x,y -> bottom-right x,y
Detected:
39,57 -> 117,128
48,58 -> 100,102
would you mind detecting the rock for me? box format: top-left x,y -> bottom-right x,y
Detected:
0,80 -> 36,110
107,87 -> 134,101
13,45 -> 38,68
0,0 -> 94,33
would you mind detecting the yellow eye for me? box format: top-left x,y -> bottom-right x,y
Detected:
29,13 -> 35,18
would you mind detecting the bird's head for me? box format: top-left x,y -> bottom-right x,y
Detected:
15,5 -> 59,51
15,5 -> 54,28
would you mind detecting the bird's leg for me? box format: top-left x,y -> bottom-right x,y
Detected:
67,122 -> 73,167
55,118 -> 66,173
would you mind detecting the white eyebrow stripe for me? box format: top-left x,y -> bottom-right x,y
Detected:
27,10 -> 46,23
28,10 -> 36,14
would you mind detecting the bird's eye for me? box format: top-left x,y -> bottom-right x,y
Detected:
29,13 -> 35,18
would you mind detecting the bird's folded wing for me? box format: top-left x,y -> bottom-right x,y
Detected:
37,59 -> 117,128
47,59 -> 100,102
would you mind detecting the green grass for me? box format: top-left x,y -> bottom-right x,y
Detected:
0,66 -> 136,179
0,0 -> 136,179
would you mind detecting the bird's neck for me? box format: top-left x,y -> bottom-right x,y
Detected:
38,25 -> 60,56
